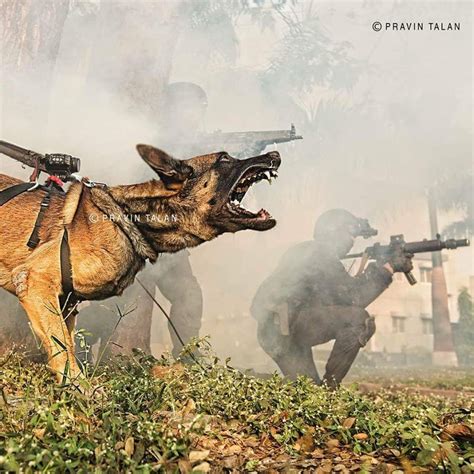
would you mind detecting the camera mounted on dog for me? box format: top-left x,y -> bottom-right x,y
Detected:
0,140 -> 81,182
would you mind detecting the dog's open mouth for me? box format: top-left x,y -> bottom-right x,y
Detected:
226,164 -> 279,222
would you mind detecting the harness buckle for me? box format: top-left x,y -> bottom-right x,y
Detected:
27,179 -> 41,192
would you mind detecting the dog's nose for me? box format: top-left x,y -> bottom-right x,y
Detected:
267,151 -> 281,167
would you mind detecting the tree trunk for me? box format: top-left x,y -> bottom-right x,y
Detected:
428,189 -> 458,367
0,0 -> 70,139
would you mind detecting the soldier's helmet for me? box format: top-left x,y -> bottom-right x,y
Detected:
313,209 -> 378,240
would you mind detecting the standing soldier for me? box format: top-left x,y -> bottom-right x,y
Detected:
77,82 -> 207,361
78,82 -> 302,362
251,209 -> 414,387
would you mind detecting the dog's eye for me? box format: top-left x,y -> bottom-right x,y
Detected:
219,153 -> 231,162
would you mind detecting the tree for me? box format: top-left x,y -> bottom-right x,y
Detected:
454,288 -> 474,366
438,172 -> 474,239
429,172 -> 473,367
0,0 -> 71,137
428,189 -> 458,366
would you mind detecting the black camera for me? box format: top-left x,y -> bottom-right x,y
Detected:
43,154 -> 81,181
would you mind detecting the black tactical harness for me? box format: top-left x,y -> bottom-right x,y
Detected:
0,182 -> 36,206
0,181 -> 77,315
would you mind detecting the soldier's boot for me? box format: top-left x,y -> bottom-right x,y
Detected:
322,308 -> 375,388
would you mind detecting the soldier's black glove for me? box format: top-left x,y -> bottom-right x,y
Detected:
384,247 -> 414,273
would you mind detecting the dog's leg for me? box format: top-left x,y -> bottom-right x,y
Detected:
12,247 -> 80,383
16,277 -> 80,382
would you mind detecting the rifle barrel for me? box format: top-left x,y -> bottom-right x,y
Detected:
404,238 -> 470,254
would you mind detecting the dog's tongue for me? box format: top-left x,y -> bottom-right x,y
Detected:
257,208 -> 271,220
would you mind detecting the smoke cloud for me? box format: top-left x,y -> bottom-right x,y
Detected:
0,0 -> 472,370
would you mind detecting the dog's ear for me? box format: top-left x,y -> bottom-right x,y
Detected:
136,144 -> 194,192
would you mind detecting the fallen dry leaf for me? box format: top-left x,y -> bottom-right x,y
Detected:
294,432 -> 315,453
150,363 -> 185,379
269,426 -> 279,439
311,448 -> 325,458
326,438 -> 340,448
225,445 -> 242,455
32,428 -> 46,440
353,433 -> 368,440
124,437 -> 135,456
441,423 -> 474,441
275,453 -> 291,463
178,458 -> 192,474
193,461 -> 211,473
222,455 -> 241,469
315,464 -> 333,473
189,449 -> 210,465
342,417 -> 356,429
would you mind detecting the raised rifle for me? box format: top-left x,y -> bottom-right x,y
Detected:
342,234 -> 470,285
198,123 -> 302,158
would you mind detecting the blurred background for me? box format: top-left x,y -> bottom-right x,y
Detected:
0,0 -> 472,373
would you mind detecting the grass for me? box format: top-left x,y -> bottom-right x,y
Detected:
0,343 -> 473,473
346,366 -> 474,392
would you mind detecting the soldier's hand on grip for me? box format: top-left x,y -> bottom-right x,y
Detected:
385,248 -> 414,273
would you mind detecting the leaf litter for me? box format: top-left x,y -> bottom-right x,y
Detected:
0,344 -> 473,473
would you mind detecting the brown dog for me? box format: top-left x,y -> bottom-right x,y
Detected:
0,145 -> 280,381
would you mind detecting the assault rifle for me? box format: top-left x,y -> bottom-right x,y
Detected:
198,123 -> 302,158
0,140 -> 81,181
343,234 -> 470,285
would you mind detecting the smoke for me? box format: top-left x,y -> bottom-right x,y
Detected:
0,0 -> 472,370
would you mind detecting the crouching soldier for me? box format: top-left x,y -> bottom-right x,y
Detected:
251,209 -> 414,387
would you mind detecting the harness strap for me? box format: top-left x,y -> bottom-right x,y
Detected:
0,181 -> 78,315
61,229 -> 73,297
27,186 -> 53,249
0,182 -> 36,205
59,229 -> 77,314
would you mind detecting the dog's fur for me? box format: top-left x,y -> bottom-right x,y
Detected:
0,145 -> 280,381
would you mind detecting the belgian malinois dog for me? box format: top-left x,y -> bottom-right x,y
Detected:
0,145 -> 281,382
